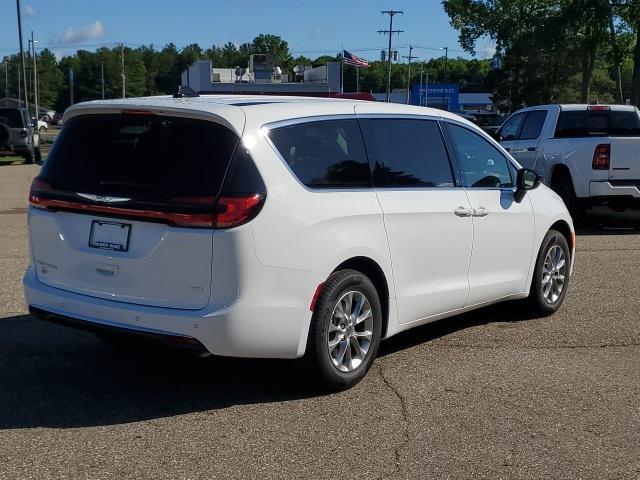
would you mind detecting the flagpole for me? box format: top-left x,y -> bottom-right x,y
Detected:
340,42 -> 344,94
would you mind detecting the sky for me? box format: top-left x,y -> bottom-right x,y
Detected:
0,0 -> 495,62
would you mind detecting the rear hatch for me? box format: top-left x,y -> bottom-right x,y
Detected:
609,137 -> 640,181
556,106 -> 640,181
29,110 -> 242,310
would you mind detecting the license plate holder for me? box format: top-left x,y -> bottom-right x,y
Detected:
88,220 -> 131,252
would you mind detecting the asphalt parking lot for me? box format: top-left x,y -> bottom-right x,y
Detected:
1,164 -> 639,479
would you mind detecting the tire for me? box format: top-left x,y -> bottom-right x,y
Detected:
528,230 -> 571,316
23,148 -> 34,165
39,126 -> 46,133
551,173 -> 586,222
0,123 -> 9,148
305,269 -> 382,391
34,147 -> 42,165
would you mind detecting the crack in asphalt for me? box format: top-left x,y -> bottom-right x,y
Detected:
429,343 -> 640,350
377,361 -> 411,480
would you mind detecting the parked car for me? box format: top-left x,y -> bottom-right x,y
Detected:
473,111 -> 505,135
34,117 -> 48,133
24,96 -> 574,390
49,112 -> 63,127
0,107 -> 42,164
496,104 -> 640,215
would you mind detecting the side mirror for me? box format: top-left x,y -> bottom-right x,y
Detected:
517,168 -> 541,191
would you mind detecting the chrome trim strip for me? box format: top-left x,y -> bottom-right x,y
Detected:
77,193 -> 132,203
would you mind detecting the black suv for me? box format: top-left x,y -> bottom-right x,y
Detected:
0,108 -> 42,164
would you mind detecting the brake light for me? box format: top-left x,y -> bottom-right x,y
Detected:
592,144 -> 610,170
587,105 -> 611,111
28,177 -> 264,229
121,109 -> 156,116
214,194 -> 264,228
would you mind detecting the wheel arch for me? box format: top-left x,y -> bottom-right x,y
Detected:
332,256 -> 390,339
549,163 -> 574,190
549,219 -> 574,254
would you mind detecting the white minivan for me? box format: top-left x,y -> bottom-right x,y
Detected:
24,95 -> 574,390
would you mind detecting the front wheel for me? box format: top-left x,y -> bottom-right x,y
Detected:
528,230 -> 571,316
305,269 -> 382,391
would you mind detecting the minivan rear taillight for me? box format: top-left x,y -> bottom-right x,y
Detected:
29,177 -> 265,229
592,144 -> 610,170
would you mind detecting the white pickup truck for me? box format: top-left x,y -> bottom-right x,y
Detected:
496,104 -> 640,216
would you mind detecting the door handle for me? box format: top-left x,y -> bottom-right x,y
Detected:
454,206 -> 473,217
527,147 -> 536,152
473,207 -> 490,217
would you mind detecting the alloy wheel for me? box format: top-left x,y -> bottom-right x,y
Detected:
326,291 -> 374,373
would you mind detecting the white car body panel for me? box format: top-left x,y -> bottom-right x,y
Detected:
24,95 -> 574,359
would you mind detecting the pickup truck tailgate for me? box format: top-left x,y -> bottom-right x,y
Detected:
610,137 -> 640,180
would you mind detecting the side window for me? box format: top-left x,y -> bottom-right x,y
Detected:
448,124 -> 514,189
359,118 -> 454,188
498,113 -> 526,140
519,110 -> 547,140
268,119 -> 371,189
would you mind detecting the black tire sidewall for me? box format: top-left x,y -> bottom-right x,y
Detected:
307,269 -> 382,390
530,230 -> 571,315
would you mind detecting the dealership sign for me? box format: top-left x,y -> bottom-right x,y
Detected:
410,83 -> 460,111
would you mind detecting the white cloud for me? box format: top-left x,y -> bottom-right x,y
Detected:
24,5 -> 37,17
60,20 -> 105,45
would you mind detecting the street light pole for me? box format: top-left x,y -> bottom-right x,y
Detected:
101,62 -> 105,100
121,43 -> 126,99
31,31 -> 39,121
4,60 -> 8,104
15,0 -> 30,117
378,10 -> 403,103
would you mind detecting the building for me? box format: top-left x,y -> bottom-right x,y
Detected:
181,56 -> 374,100
387,83 -> 496,112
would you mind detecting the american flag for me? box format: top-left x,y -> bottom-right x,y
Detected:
342,50 -> 369,68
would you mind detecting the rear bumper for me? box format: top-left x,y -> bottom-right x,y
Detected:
29,305 -> 208,352
23,262 -> 321,359
590,181 -> 640,199
0,144 -> 29,155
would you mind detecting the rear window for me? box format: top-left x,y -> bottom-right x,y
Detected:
41,113 -> 239,199
0,109 -> 25,128
268,119 -> 371,189
555,109 -> 640,137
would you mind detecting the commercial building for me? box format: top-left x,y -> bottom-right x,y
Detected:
181,56 -> 373,99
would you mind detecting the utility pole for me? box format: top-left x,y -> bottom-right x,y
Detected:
100,62 -> 105,100
440,46 -> 448,109
378,10 -> 403,103
31,31 -> 38,120
4,60 -> 8,104
121,43 -> 126,99
402,45 -> 417,104
441,46 -> 449,81
16,0 -> 29,117
68,67 -> 74,105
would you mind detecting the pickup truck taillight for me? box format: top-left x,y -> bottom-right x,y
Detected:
592,144 -> 610,170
